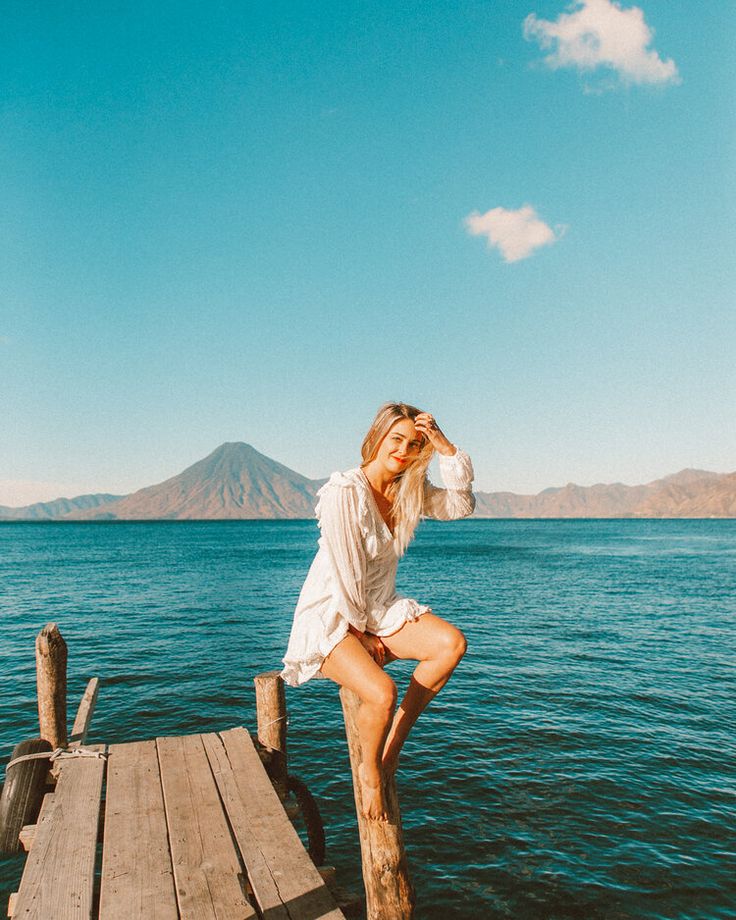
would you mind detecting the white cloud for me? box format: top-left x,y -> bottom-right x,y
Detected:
524,0 -> 679,87
465,205 -> 564,263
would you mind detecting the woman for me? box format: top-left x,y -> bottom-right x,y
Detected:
281,402 -> 475,820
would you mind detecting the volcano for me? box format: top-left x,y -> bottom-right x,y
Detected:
69,443 -> 324,520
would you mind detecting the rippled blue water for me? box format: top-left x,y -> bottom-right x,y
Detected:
1,520 -> 735,919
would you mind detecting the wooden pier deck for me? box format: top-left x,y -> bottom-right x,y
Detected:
9,726 -> 345,920
4,626 -> 415,920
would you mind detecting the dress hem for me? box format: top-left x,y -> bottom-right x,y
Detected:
280,603 -> 432,686
281,618 -> 350,687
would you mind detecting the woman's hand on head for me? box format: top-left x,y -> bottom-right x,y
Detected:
359,633 -> 386,667
414,413 -> 456,457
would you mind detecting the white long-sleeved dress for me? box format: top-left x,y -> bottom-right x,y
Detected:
281,447 -> 475,687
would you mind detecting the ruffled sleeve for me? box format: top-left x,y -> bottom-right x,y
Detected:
315,476 -> 368,632
422,447 -> 476,521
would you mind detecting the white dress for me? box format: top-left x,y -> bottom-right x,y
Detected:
281,447 -> 475,686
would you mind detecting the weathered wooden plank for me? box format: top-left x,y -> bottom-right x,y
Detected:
11,746 -> 106,920
157,733 -> 255,920
216,727 -> 345,920
18,824 -> 36,852
99,740 -> 177,920
69,679 -> 99,749
23,787 -> 56,849
202,734 -> 290,920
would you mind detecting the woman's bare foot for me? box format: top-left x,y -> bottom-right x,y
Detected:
358,763 -> 388,821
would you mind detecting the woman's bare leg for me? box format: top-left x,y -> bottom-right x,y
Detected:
379,613 -> 467,774
320,633 -> 397,820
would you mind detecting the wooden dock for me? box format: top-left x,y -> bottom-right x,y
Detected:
9,726 -> 344,919
2,624 -> 416,920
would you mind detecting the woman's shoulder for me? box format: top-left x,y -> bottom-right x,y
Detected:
315,468 -> 365,530
316,468 -> 363,495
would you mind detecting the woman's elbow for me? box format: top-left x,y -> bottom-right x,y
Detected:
449,491 -> 475,520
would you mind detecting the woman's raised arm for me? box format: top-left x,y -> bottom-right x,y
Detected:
422,447 -> 476,521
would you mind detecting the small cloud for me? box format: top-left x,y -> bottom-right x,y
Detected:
465,205 -> 564,263
524,0 -> 679,87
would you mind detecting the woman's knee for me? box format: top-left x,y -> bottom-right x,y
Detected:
363,674 -> 398,712
439,624 -> 467,665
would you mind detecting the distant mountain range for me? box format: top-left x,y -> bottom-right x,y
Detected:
0,443 -> 323,521
472,468 -> 736,518
0,492 -> 125,521
1,443 -> 734,520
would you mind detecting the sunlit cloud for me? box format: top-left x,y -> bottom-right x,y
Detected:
465,205 -> 564,263
524,0 -> 679,87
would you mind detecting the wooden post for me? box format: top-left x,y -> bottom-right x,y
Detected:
35,623 -> 67,750
70,678 -> 100,748
253,671 -> 288,790
339,687 -> 415,920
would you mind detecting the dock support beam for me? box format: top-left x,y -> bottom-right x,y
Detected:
35,623 -> 67,750
340,687 -> 415,920
254,671 -> 288,791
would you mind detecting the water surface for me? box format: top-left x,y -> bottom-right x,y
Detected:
1,520 -> 734,919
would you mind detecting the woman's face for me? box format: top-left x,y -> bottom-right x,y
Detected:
376,417 -> 424,476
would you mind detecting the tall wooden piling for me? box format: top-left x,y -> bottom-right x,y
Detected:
340,687 -> 415,920
253,671 -> 288,790
35,623 -> 67,750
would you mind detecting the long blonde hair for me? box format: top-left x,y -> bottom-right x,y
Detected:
360,402 -> 435,554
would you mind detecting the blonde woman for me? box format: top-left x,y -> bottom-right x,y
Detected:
281,402 -> 475,820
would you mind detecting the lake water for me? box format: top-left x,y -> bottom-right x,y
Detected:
1,519 -> 734,919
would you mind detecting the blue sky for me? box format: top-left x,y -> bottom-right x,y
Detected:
2,0 -> 734,504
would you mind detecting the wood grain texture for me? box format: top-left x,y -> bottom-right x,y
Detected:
35,623 -> 67,750
18,824 -> 36,853
157,733 -> 255,920
69,679 -> 99,749
340,688 -> 415,920
9,725 -> 345,920
11,745 -> 106,920
253,672 -> 288,789
201,733 -> 289,920
215,727 -> 345,920
99,740 -> 178,920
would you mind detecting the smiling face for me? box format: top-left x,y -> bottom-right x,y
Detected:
375,418 -> 425,477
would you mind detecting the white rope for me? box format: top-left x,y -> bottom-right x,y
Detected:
5,746 -> 107,772
259,715 -> 288,731
53,748 -> 107,763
